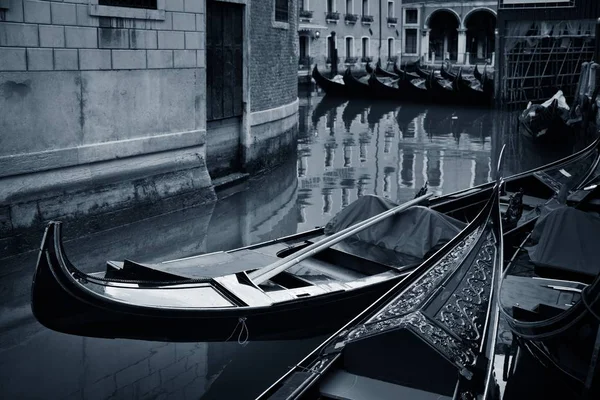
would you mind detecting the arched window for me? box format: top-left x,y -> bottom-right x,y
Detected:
362,0 -> 368,15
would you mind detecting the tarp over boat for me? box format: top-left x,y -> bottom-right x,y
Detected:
527,205 -> 600,279
324,195 -> 466,259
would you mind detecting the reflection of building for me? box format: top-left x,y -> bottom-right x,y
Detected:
496,1 -> 599,108
400,1 -> 497,66
298,0 -> 403,74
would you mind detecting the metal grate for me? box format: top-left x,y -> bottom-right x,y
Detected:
275,0 -> 289,22
98,0 -> 157,10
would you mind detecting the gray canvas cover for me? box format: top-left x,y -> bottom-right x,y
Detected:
527,205 -> 600,278
324,195 -> 466,259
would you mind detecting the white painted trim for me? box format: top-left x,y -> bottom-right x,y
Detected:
250,98 -> 300,127
387,0 -> 394,18
361,0 -> 369,15
326,0 -> 337,13
403,8 -> 419,26
404,28 -> 419,55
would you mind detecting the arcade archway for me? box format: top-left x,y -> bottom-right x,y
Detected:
427,10 -> 460,62
464,9 -> 496,64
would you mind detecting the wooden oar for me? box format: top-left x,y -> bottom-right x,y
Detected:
249,193 -> 433,285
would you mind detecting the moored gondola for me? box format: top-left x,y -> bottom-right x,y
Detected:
426,71 -> 455,105
312,64 -> 348,97
393,63 -> 420,81
498,164 -> 600,398
473,64 -> 483,83
343,68 -> 374,98
368,73 -> 430,104
452,69 -> 493,107
256,182 -> 504,400
375,64 -> 399,79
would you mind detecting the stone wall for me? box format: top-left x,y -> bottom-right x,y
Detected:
0,0 -> 215,252
249,0 -> 298,112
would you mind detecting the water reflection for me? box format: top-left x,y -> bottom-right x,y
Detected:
0,91 -> 588,400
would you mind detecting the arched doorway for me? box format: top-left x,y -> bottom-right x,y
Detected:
428,10 -> 460,62
465,10 -> 496,64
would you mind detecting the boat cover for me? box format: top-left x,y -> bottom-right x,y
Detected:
527,205 -> 600,278
324,195 -> 466,259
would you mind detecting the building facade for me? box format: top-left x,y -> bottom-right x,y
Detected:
0,0 -> 298,250
298,0 -> 498,74
298,0 -> 403,74
400,0 -> 497,66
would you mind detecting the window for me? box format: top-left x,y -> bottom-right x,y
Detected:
299,0 -> 307,10
362,0 -> 368,15
275,0 -> 288,22
405,29 -> 417,54
98,0 -> 157,8
327,0 -> 335,13
405,9 -> 418,24
388,38 -> 394,58
362,37 -> 369,58
346,37 -> 354,58
387,1 -> 393,17
346,0 -> 353,14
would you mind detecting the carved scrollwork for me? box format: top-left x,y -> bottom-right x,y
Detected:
435,234 -> 495,345
366,228 -> 483,323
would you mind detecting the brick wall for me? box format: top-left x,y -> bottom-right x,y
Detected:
249,0 -> 298,112
0,0 -> 205,72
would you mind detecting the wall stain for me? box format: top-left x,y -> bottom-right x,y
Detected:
0,80 -> 32,100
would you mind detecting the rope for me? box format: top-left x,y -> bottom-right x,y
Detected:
224,317 -> 249,345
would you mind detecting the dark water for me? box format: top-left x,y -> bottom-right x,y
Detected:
0,91 -> 580,399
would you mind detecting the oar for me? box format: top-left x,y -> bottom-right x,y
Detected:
249,193 -> 433,285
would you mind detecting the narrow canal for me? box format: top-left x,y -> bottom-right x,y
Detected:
0,89 -> 580,399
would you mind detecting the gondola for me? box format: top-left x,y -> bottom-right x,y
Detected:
519,94 -> 573,145
498,161 -> 600,398
415,64 -> 431,79
375,64 -> 399,79
473,64 -> 484,84
452,69 -> 492,107
426,71 -> 455,105
392,63 -> 420,81
256,182 -> 504,400
401,60 -> 420,73
343,68 -> 374,98
31,137 -> 600,343
312,64 -> 348,97
256,137 -> 600,400
365,61 -> 374,75
368,73 -> 430,104
33,186 -> 495,343
440,63 -> 458,81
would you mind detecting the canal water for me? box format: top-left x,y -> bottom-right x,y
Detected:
0,89 -> 582,399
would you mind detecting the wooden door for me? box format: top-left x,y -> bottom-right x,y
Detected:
207,1 -> 243,121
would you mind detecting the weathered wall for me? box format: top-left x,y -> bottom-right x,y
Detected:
249,0 -> 298,112
0,0 -> 214,251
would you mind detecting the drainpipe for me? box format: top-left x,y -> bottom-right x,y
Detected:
378,0 -> 382,61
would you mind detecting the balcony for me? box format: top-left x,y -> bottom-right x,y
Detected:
361,15 -> 374,25
326,11 -> 340,23
299,9 -> 313,21
387,16 -> 398,26
344,14 -> 358,25
361,56 -> 373,63
344,57 -> 358,65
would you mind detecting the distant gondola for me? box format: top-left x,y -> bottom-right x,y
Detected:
365,61 -> 374,75
473,64 -> 484,84
452,69 -> 492,107
519,96 -> 573,145
393,63 -> 420,81
426,71 -> 455,105
312,64 -> 348,97
368,73 -> 429,104
375,64 -> 399,79
415,64 -> 431,79
343,68 -> 374,98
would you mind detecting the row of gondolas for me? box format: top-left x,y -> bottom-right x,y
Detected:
32,138 -> 600,398
312,61 -> 495,108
